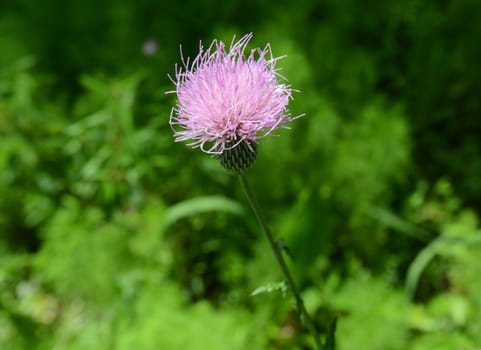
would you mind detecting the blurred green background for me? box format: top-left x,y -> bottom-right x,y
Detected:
1,0 -> 481,349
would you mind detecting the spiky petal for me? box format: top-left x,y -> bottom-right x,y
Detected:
169,33 -> 295,156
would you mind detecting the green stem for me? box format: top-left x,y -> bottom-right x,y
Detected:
238,173 -> 322,350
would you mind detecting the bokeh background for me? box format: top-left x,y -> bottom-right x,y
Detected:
1,0 -> 481,349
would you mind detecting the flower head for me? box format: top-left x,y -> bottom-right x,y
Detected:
169,33 -> 296,156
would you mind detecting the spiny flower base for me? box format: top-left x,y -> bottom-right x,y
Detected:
219,142 -> 258,173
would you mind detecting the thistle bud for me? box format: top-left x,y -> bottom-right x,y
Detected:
219,141 -> 257,173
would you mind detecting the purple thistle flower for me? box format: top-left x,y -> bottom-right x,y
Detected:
168,33 -> 297,156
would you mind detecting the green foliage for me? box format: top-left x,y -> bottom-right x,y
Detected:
330,274 -> 409,350
114,284 -> 265,350
48,282 -> 266,350
1,0 -> 481,348
35,197 -> 137,304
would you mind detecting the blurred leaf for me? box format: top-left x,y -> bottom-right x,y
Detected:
406,230 -> 481,299
331,274 -> 409,350
163,196 -> 245,228
365,206 -> 431,242
251,281 -> 288,296
324,317 -> 337,350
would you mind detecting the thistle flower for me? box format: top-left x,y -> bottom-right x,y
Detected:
169,33 -> 296,171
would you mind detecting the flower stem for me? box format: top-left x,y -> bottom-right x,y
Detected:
238,173 -> 322,349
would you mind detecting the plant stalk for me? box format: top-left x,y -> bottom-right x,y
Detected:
238,173 -> 322,350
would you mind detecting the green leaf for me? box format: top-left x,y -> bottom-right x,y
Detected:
163,196 -> 245,228
324,317 -> 337,350
250,281 -> 288,296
